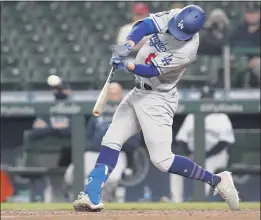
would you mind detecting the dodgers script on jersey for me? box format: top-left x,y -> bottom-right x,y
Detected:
134,9 -> 200,90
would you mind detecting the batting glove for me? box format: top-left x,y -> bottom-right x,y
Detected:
110,56 -> 129,72
112,42 -> 132,57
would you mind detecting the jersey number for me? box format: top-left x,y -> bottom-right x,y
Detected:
145,53 -> 156,64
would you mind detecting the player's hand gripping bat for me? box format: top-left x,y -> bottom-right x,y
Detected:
92,67 -> 115,117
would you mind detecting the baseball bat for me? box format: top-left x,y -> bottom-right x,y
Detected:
92,67 -> 115,116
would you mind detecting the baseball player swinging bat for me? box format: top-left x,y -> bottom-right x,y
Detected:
74,5 -> 240,212
92,67 -> 115,116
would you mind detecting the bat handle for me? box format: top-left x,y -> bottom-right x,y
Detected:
106,66 -> 115,83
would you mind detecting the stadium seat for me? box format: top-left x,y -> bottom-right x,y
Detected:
1,67 -> 21,82
1,44 -> 11,54
216,129 -> 260,175
219,1 -> 242,20
26,56 -> 59,88
181,55 -> 209,88
24,34 -> 44,53
65,57 -> 97,89
1,55 -> 19,69
230,54 -> 250,88
7,130 -> 71,202
0,1 -> 248,90
0,67 -> 24,91
1,54 -> 21,79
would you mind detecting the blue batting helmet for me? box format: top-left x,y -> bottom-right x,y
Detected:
168,5 -> 205,41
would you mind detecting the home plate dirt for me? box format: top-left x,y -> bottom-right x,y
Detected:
1,209 -> 260,220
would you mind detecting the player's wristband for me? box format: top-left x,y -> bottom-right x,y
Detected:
122,61 -> 132,74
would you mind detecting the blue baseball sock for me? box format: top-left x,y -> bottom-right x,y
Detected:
84,145 -> 120,205
168,155 -> 221,187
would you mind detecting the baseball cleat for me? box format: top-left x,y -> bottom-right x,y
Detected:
73,192 -> 104,212
214,171 -> 240,210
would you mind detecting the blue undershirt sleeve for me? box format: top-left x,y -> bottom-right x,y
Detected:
132,64 -> 160,78
126,18 -> 158,45
125,19 -> 159,78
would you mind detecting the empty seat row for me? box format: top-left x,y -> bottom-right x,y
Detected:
1,1 -> 251,90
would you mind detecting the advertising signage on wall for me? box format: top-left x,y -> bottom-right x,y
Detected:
1,100 -> 260,116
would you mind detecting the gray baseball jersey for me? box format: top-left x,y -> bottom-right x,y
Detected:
102,9 -> 201,172
135,9 -> 199,91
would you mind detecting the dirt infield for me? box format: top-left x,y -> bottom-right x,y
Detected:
1,209 -> 260,220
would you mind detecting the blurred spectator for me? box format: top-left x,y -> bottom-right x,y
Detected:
64,82 -> 142,202
170,86 -> 235,203
116,2 -> 150,62
199,8 -> 230,55
31,77 -> 72,139
86,83 -> 141,154
229,2 -> 260,85
30,76 -> 73,167
198,8 -> 230,86
85,82 -> 125,152
230,2 -> 260,48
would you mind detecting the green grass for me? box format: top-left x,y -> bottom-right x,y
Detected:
1,202 -> 260,211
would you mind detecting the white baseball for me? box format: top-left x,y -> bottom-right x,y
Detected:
47,75 -> 62,86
